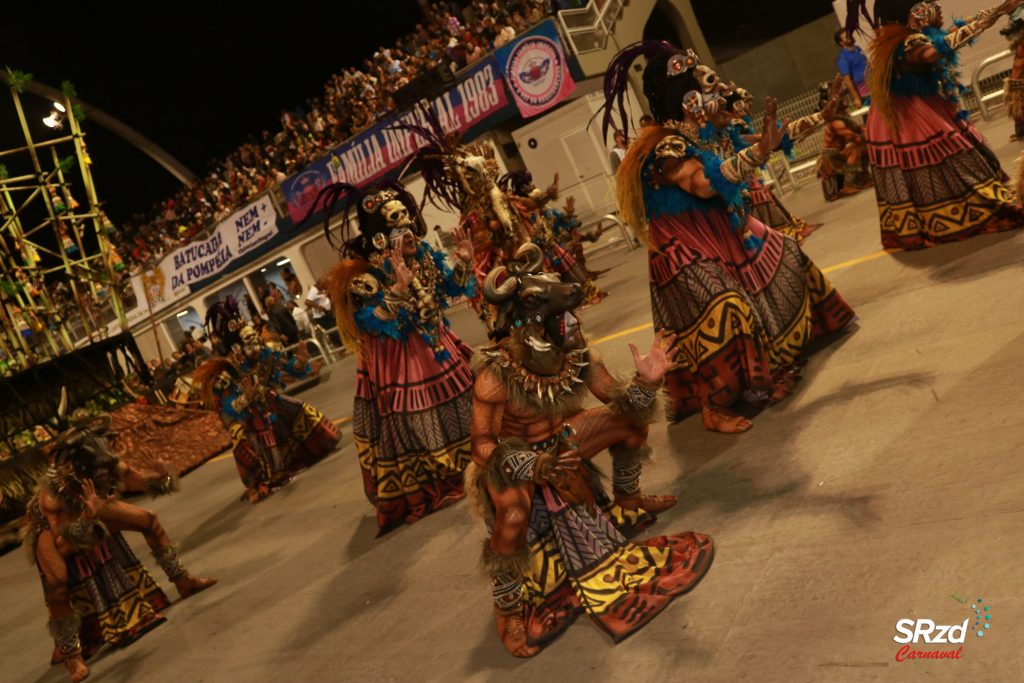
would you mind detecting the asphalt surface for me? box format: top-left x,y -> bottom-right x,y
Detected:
2,115 -> 1024,683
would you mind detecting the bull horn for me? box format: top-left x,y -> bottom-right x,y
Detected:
483,266 -> 518,304
514,242 -> 544,274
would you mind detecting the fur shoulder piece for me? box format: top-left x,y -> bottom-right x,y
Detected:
473,346 -> 591,416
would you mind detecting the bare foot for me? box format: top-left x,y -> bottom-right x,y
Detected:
174,573 -> 218,599
64,654 -> 89,682
497,609 -> 540,658
615,493 -> 677,514
701,404 -> 753,434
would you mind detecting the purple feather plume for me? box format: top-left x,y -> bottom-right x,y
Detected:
600,40 -> 678,142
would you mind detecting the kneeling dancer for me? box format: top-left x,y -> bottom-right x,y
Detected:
22,412 -> 216,682
467,243 -> 714,657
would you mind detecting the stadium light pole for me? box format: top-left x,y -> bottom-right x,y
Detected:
23,80 -> 197,185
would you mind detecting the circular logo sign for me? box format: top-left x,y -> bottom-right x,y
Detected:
505,36 -> 564,108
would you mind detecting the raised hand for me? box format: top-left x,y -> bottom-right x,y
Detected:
452,226 -> 474,263
756,97 -> 791,159
821,74 -> 845,119
81,479 -> 111,519
390,254 -> 415,292
534,447 -> 581,486
629,329 -> 680,386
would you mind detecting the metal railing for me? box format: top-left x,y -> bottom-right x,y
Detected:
973,49 -> 1012,120
556,0 -> 625,56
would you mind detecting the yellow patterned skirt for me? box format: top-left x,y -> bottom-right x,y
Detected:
867,95 -> 1024,250
46,531 -> 168,663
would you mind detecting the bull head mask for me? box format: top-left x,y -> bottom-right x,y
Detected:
483,243 -> 583,350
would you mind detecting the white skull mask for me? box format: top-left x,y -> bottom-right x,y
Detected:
381,200 -> 411,232
239,325 -> 259,346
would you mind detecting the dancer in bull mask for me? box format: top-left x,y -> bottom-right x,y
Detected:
467,242 -> 713,657
22,403 -> 216,682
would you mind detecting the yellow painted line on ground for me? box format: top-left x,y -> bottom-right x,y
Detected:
591,323 -> 654,347
821,249 -> 899,274
200,247 -> 893,463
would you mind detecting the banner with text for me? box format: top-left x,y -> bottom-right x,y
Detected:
494,20 -> 576,119
281,59 -> 512,223
127,194 -> 278,321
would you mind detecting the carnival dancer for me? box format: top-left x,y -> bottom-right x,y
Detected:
393,109 -> 598,330
22,408 -> 216,682
307,180 -> 476,534
468,243 -> 713,658
721,83 -> 829,243
602,42 -> 856,433
814,83 -> 873,201
194,326 -> 340,502
499,171 -> 607,304
848,0 -> 1024,249
1002,8 -> 1024,140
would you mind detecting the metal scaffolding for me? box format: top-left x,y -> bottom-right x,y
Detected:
0,69 -> 131,375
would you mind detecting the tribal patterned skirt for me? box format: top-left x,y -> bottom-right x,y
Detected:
469,467 -> 714,650
648,210 -> 855,421
867,95 -> 1024,250
354,329 -> 474,534
227,393 -> 340,502
42,531 -> 169,664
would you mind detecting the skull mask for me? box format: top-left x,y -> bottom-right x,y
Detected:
381,200 -> 412,232
239,325 -> 259,346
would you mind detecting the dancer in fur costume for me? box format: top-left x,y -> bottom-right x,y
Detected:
467,242 -> 713,657
21,404 -> 215,682
309,180 -> 476,534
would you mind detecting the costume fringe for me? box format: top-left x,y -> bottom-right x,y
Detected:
463,461 -> 494,524
615,126 -> 676,250
325,258 -> 369,356
472,347 -> 590,417
480,541 -> 530,577
869,24 -> 912,132
608,377 -> 664,427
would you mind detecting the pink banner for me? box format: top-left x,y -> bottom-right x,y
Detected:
495,20 -> 576,119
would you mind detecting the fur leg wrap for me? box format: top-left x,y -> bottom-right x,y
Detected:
610,444 -> 652,497
144,471 -> 180,497
153,544 -> 186,580
48,614 -> 82,657
481,540 -> 530,577
609,377 -> 662,427
483,543 -> 529,611
484,438 -> 536,492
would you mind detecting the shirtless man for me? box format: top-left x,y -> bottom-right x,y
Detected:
467,244 -> 713,658
25,416 -> 216,681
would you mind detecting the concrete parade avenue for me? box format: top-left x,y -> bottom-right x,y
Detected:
3,114 -> 1024,683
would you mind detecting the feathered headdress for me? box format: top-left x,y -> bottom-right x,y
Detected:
599,40 -> 679,142
388,103 -> 465,212
300,179 -> 420,258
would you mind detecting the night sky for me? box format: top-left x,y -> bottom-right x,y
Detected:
2,2 -> 423,224
3,2 -> 832,227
